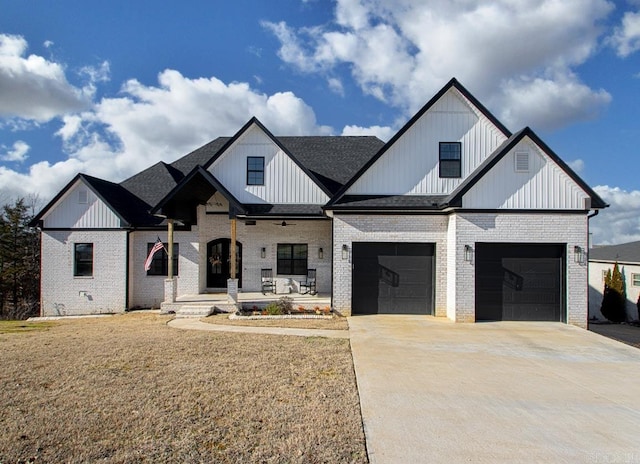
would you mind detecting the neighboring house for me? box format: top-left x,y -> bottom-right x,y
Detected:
31,78 -> 606,327
588,241 -> 640,322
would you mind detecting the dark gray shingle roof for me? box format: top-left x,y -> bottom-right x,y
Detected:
330,195 -> 449,210
589,241 -> 640,264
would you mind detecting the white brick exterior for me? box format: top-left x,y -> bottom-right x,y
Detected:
197,207 -> 331,294
41,230 -> 127,316
332,212 -> 590,328
332,214 -> 448,317
128,229 -> 200,309
453,212 -> 589,327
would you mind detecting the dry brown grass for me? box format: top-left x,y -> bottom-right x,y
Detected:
203,313 -> 349,330
0,312 -> 367,463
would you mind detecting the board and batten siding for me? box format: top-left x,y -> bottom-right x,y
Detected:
346,88 -> 508,196
42,179 -> 122,228
209,125 -> 330,204
462,138 -> 590,210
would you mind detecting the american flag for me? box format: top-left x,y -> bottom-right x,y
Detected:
144,237 -> 166,271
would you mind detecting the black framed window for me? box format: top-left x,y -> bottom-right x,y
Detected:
146,243 -> 179,276
74,243 -> 93,277
277,244 -> 308,275
439,142 -> 462,178
247,156 -> 265,185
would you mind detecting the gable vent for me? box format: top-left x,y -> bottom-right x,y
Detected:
514,151 -> 529,172
78,189 -> 88,204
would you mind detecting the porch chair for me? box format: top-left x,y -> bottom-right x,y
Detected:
299,269 -> 317,295
261,269 -> 275,294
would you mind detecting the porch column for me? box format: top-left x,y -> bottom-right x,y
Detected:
227,216 -> 239,307
230,218 -> 236,279
164,218 -> 177,304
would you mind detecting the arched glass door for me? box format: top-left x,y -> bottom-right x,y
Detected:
206,239 -> 242,288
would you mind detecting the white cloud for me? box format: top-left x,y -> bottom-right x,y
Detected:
609,10 -> 640,57
341,124 -> 394,142
0,69 -> 333,202
265,0 -> 614,131
327,77 -> 344,96
0,140 -> 30,162
497,75 -> 611,130
0,34 -> 91,122
568,158 -> 585,175
591,185 -> 640,245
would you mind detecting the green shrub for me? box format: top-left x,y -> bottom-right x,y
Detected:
264,303 -> 281,315
601,263 -> 627,323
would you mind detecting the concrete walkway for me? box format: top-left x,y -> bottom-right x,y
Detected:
348,315 -> 640,464
167,317 -> 349,339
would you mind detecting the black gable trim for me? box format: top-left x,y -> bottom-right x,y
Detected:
202,117 -> 334,198
30,174 -> 133,228
327,78 -> 513,206
151,166 -> 246,222
446,127 -> 608,209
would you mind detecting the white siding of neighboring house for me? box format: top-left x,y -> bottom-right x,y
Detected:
346,88 -> 508,195
42,180 -> 122,229
41,230 -> 127,316
588,260 -> 640,321
209,124 -> 330,204
462,138 -> 591,210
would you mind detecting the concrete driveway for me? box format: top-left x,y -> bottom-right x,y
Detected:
348,315 -> 640,464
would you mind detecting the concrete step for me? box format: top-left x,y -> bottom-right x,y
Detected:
175,305 -> 215,318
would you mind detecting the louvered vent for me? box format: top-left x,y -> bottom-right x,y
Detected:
78,189 -> 88,204
514,151 -> 529,172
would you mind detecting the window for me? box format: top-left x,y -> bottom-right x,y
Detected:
146,243 -> 179,276
74,243 -> 93,277
277,244 -> 308,275
247,156 -> 265,185
439,142 -> 461,178
633,273 -> 640,287
603,270 -> 608,282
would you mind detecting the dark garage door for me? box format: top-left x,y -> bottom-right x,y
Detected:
352,242 -> 434,315
476,243 -> 565,322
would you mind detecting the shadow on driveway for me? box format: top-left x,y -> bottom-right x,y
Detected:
589,322 -> 640,348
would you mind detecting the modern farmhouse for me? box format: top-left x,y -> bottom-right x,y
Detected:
31,78 -> 606,326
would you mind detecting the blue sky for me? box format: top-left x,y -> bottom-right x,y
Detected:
1,0 -> 639,244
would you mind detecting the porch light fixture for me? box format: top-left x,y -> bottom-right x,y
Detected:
464,244 -> 473,262
261,247 -> 266,259
342,244 -> 349,260
574,246 -> 584,264
318,247 -> 324,259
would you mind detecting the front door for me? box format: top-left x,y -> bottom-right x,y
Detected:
207,239 -> 242,288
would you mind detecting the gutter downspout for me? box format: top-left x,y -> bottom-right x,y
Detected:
586,209 -> 599,329
125,230 -> 131,310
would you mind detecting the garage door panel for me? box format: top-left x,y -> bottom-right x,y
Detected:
476,244 -> 565,322
352,243 -> 434,315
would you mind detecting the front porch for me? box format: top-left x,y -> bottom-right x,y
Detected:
160,291 -> 332,317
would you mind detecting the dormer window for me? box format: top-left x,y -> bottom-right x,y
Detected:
247,156 -> 265,185
439,142 -> 461,178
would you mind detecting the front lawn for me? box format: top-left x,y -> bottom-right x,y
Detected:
0,312 -> 366,463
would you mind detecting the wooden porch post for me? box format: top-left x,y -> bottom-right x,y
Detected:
167,218 -> 174,280
163,218 -> 177,306
230,218 -> 237,279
